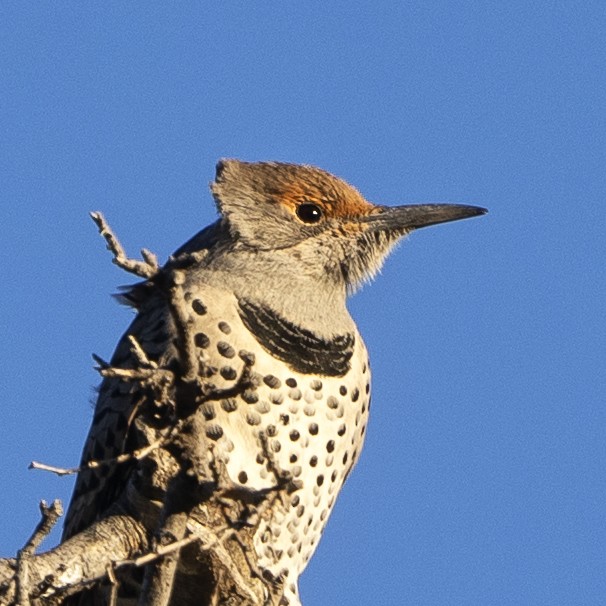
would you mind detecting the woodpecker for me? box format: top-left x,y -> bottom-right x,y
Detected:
63,160 -> 486,605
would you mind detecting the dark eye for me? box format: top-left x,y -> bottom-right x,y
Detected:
296,203 -> 323,224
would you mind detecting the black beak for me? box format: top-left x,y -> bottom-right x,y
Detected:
363,204 -> 487,232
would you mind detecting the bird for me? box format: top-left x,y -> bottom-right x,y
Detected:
62,160 -> 486,605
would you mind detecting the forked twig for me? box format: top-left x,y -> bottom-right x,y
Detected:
90,212 -> 159,279
21,500 -> 63,557
15,500 -> 63,606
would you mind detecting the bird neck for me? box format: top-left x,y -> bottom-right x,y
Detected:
173,220 -> 354,338
188,248 -> 354,339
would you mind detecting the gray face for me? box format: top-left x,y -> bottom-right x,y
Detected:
209,159 -> 486,292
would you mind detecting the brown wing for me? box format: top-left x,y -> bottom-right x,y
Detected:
62,297 -> 170,539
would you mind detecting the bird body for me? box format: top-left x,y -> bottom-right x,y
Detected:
63,160 -> 485,605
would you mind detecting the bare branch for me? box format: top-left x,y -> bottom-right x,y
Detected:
138,472 -> 195,606
90,212 -> 159,279
166,269 -> 199,383
21,500 -> 63,557
14,501 -> 63,606
28,461 -> 75,477
127,335 -> 156,368
121,534 -> 198,569
99,365 -> 171,382
1,212 -> 294,605
106,564 -> 119,606
141,248 -> 159,269
30,436 -> 166,477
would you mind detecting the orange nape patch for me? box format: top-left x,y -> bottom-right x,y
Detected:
273,169 -> 379,220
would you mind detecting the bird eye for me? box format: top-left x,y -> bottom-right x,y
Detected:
296,203 -> 323,224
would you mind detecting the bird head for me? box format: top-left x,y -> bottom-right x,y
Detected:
211,159 -> 486,292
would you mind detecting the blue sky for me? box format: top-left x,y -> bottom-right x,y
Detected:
1,3 -> 604,604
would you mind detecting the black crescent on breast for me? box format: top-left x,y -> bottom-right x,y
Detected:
237,298 -> 355,377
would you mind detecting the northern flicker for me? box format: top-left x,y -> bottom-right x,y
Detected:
62,160 -> 485,605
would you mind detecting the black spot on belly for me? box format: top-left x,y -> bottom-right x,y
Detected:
263,374 -> 281,389
220,366 -> 237,380
217,341 -> 235,358
205,424 -> 223,440
310,379 -> 323,391
194,332 -> 210,348
237,298 -> 354,377
192,299 -> 207,315
218,321 -> 231,334
221,398 -> 238,412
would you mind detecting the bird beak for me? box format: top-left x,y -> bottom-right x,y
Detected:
362,203 -> 487,232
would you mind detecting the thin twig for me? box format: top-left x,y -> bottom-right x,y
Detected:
99,366 -> 173,382
15,500 -> 63,606
128,335 -> 156,368
30,437 -> 166,477
90,212 -> 159,279
123,534 -> 198,569
167,269 -> 199,383
106,563 -> 119,606
22,501 -> 63,556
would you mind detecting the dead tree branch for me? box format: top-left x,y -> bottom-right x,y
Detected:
0,214 -> 286,605
29,436 -> 166,478
90,212 -> 159,279
14,500 -> 63,606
